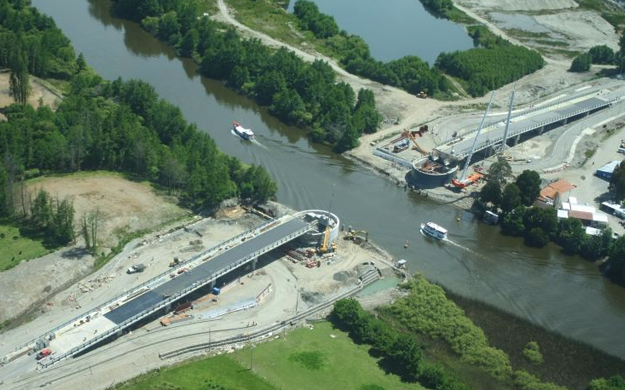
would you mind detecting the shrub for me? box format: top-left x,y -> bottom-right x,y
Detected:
522,341 -> 544,365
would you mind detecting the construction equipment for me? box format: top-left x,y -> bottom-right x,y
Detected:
345,230 -> 369,242
169,257 -> 181,267
417,91 -> 428,99
318,225 -> 331,254
451,91 -> 495,189
393,138 -> 410,153
408,132 -> 429,155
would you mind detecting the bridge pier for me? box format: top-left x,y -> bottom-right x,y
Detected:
563,117 -> 568,125
252,257 -> 258,271
512,135 -> 520,145
537,126 -> 544,135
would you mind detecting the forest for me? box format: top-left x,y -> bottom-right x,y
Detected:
0,0 -> 277,246
111,0 -> 382,151
436,26 -> 545,97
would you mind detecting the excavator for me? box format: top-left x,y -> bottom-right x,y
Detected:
344,230 -> 369,243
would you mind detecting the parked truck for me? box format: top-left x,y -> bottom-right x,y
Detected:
36,348 -> 51,360
126,264 -> 146,274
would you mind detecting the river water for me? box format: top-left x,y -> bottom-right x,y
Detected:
286,0 -> 474,64
32,0 -> 625,359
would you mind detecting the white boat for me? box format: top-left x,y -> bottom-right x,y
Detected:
232,121 -> 254,140
420,222 -> 447,240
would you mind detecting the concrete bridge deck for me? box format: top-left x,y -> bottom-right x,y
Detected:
17,215 -> 312,369
434,89 -> 622,160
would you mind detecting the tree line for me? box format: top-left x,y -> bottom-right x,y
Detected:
0,0 -> 278,251
477,160 -> 625,286
570,45 -> 617,72
436,26 -> 545,97
111,0 -> 382,151
332,298 -> 474,390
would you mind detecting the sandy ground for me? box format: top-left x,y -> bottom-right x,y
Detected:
28,174 -> 187,247
0,206 -> 401,390
0,175 -> 188,325
457,0 -> 620,54
0,71 -> 63,116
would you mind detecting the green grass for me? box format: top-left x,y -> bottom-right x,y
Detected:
114,355 -> 278,390
232,322 -> 426,390
0,219 -> 49,271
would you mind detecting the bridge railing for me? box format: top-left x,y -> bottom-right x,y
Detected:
448,98 -> 615,159
38,223 -> 313,368
14,216 -> 288,358
438,92 -> 612,151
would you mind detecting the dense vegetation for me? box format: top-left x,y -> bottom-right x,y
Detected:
0,0 -> 277,254
293,0 -> 338,39
477,160 -> 625,285
332,298 -> 474,389
609,161 -> 625,201
0,0 -> 77,80
111,0 -> 382,151
436,26 -> 545,97
375,277 -> 573,390
448,290 -> 625,390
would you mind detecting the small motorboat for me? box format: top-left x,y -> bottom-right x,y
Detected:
232,121 -> 254,140
420,222 -> 447,240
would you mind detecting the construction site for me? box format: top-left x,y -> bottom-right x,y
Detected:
0,205 -> 403,390
369,80 -> 625,192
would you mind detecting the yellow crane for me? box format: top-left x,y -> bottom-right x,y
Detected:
319,225 -> 331,254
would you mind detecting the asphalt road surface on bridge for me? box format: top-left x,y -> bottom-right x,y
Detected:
104,218 -> 310,324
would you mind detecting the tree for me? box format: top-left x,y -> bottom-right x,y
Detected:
81,209 -> 101,254
9,39 -> 31,106
589,375 -> 625,390
526,227 -> 549,247
588,45 -> 615,65
515,170 -> 541,206
501,183 -> 521,213
569,53 -> 592,72
480,180 -> 502,207
488,159 -> 512,186
556,218 -> 585,255
502,206 -> 526,236
605,236 -> 625,285
609,161 -> 625,201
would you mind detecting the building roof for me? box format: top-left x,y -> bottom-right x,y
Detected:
592,213 -> 609,223
596,160 -> 621,174
557,210 -> 569,219
539,179 -> 576,202
585,226 -> 602,236
568,210 -> 593,221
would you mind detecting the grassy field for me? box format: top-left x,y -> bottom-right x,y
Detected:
115,355 -> 278,390
231,322 -> 425,390
116,322 -> 425,390
0,219 -> 49,271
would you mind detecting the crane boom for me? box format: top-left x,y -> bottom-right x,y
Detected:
459,91 -> 495,182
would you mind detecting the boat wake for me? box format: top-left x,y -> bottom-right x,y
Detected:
443,237 -> 487,259
230,130 -> 268,149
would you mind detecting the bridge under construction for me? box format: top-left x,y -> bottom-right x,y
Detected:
5,213 -> 321,369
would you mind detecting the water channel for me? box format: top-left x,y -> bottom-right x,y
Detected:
286,0 -> 474,64
31,0 -> 625,359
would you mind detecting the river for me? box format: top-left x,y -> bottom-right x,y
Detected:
287,0 -> 474,64
32,0 -> 625,359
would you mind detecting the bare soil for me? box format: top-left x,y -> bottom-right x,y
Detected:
28,173 -> 187,246
0,71 -> 63,116
0,174 -> 187,325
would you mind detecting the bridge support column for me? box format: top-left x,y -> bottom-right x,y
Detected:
512,135 -> 520,146
537,126 -> 544,135
563,118 -> 568,125
210,280 -> 216,290
252,257 -> 258,271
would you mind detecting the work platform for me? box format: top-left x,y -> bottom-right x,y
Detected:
13,215 -> 312,369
